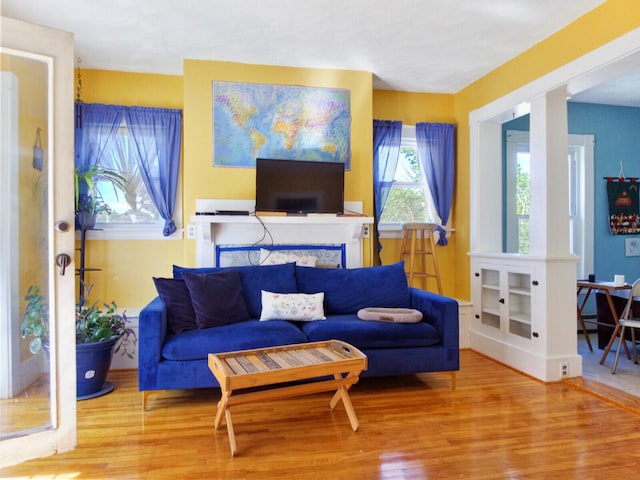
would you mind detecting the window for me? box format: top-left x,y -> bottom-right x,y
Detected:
505,130 -> 594,277
95,121 -> 162,226
379,125 -> 439,236
75,103 -> 183,240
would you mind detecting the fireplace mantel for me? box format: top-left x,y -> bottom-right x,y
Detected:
191,199 -> 374,268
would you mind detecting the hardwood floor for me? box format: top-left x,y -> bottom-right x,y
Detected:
3,349 -> 640,479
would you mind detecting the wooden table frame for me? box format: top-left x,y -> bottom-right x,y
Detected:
576,280 -> 632,364
208,340 -> 367,456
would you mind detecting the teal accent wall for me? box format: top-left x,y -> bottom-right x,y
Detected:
504,102 -> 640,298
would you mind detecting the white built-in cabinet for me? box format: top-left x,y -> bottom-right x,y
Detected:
473,260 -> 538,352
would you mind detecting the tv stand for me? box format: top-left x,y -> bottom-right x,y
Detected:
192,199 -> 373,268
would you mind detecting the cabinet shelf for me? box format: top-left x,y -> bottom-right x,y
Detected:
509,312 -> 531,324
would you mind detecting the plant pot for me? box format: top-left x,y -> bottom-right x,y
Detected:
75,210 -> 96,230
76,336 -> 119,399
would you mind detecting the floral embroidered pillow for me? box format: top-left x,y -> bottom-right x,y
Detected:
259,291 -> 326,321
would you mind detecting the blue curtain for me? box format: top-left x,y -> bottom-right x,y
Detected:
75,103 -> 182,236
74,103 -> 123,171
125,107 -> 182,236
416,122 -> 455,246
373,120 -> 402,263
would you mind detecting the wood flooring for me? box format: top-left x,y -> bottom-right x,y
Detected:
2,349 -> 640,479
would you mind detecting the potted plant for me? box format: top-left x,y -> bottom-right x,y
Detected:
75,283 -> 137,398
20,285 -> 49,355
20,283 -> 137,398
74,165 -> 126,229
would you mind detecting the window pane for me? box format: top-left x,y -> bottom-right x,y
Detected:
380,186 -> 427,222
396,146 -> 420,182
379,125 -> 439,227
95,124 -> 162,225
518,216 -> 530,253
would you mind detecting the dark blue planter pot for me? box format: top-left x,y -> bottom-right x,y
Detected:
76,336 -> 118,399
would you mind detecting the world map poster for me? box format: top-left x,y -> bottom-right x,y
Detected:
212,81 -> 351,168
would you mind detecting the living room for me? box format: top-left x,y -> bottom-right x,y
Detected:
3,0 -> 640,476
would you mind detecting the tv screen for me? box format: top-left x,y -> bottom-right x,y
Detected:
255,158 -> 345,214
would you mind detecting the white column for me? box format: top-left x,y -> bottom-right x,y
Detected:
529,88 -> 579,368
528,87 -> 571,258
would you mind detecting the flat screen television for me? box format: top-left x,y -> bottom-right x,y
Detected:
255,158 -> 345,214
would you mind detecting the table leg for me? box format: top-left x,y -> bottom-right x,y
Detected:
329,373 -> 360,431
599,291 -> 632,364
576,286 -> 593,351
214,390 -> 230,430
225,408 -> 237,456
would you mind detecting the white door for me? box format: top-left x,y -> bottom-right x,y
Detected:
0,17 -> 77,466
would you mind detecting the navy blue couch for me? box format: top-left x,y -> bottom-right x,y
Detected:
138,261 -> 459,398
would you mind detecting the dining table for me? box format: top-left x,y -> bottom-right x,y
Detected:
576,280 -> 632,365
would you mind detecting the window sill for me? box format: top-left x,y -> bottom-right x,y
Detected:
76,225 -> 184,241
378,224 -> 454,240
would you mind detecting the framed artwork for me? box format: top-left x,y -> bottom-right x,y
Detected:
625,237 -> 640,256
212,81 -> 351,168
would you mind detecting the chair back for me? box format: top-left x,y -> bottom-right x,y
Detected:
621,278 -> 640,321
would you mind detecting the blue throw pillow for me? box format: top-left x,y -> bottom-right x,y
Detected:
174,263 -> 298,318
152,277 -> 197,334
295,261 -> 410,314
182,270 -> 250,329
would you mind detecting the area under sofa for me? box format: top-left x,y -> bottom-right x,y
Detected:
138,261 -> 459,403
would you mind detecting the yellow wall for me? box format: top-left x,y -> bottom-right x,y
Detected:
372,90 -> 457,297
181,60 -> 374,265
76,0 -> 640,307
451,0 -> 640,300
75,70 -> 185,305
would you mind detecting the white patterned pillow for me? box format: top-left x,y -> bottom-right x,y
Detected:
259,248 -> 317,267
259,291 -> 326,321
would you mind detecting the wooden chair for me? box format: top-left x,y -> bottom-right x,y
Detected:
398,222 -> 442,293
611,278 -> 640,374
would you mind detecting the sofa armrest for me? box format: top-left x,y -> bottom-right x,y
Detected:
409,288 -> 459,350
138,296 -> 168,391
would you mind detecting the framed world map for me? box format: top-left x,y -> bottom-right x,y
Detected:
212,81 -> 351,168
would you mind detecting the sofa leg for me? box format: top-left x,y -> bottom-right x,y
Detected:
450,372 -> 456,390
142,390 -> 166,411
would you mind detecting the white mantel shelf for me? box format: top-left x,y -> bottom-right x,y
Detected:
191,199 -> 373,268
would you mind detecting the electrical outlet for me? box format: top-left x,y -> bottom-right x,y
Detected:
187,224 -> 196,239
560,361 -> 569,378
362,225 -> 370,238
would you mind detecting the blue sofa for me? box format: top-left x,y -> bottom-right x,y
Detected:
138,261 -> 459,403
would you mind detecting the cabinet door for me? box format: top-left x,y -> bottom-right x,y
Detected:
479,267 -> 501,330
505,270 -> 533,344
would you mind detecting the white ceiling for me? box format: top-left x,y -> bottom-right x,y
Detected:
3,0 -> 635,105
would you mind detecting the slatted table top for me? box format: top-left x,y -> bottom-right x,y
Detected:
208,340 -> 367,391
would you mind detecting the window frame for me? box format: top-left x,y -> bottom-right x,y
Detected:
79,117 -> 184,241
378,125 -> 440,239
504,130 -> 594,277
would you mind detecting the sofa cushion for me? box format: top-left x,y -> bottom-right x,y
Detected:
260,291 -> 326,321
300,314 -> 441,349
295,261 -> 410,314
161,320 -> 307,361
182,270 -> 250,329
173,262 -> 298,318
152,277 -> 197,334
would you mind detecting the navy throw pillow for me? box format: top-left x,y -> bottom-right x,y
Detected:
295,261 -> 410,314
182,270 -> 250,329
173,262 -> 298,318
152,277 -> 197,334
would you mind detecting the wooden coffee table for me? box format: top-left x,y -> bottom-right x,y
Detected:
208,339 -> 367,456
